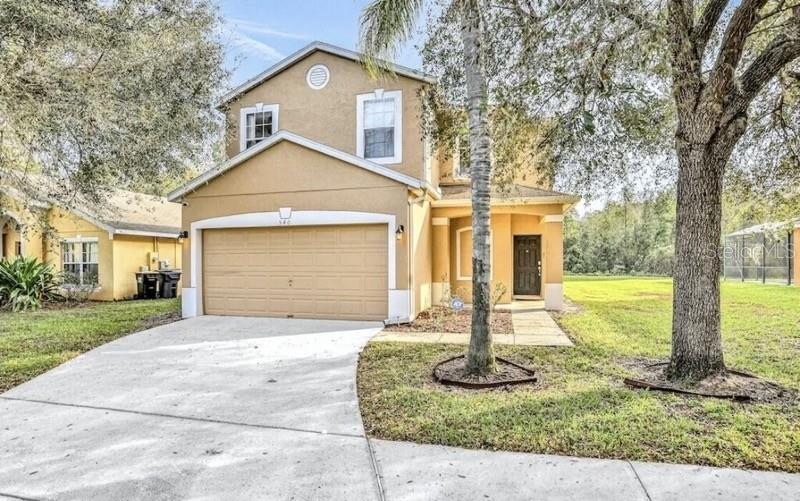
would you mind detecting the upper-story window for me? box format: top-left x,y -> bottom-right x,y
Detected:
356,89 -> 402,164
453,137 -> 470,180
239,103 -> 279,152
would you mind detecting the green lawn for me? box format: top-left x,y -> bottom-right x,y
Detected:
358,277 -> 800,472
0,299 -> 180,392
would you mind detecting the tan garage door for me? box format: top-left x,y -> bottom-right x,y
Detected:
202,224 -> 388,320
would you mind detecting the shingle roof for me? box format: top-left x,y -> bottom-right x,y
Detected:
437,183 -> 580,204
80,189 -> 182,237
4,175 -> 181,238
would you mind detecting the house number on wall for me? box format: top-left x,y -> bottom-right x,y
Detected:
278,207 -> 292,225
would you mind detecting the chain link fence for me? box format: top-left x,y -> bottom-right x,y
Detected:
723,230 -> 794,285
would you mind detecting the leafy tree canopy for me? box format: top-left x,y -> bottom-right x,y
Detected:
0,0 -> 227,208
422,0 -> 800,218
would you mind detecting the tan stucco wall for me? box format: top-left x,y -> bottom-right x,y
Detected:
794,227 -> 800,286
410,198 -> 432,317
181,140 -> 411,291
112,235 -> 182,299
46,208 -> 115,301
442,210 -> 564,304
0,195 -> 44,261
224,51 -> 428,181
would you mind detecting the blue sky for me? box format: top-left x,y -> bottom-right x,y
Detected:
218,0 -> 425,88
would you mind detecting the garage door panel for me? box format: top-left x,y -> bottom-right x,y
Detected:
203,225 -> 388,320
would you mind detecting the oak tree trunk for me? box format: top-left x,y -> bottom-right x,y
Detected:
668,142 -> 726,380
461,0 -> 495,374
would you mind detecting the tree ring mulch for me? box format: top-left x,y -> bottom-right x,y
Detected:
623,361 -> 797,403
433,355 -> 537,389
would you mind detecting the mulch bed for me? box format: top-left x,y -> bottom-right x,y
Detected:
623,360 -> 797,403
433,355 -> 537,389
135,310 -> 182,331
384,306 -> 514,334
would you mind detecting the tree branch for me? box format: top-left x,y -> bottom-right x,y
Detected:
703,0 -> 769,105
739,30 -> 800,104
668,0 -> 704,120
693,0 -> 729,55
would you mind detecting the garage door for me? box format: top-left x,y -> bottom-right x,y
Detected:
202,224 -> 388,320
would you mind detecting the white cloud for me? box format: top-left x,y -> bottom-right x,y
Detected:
228,31 -> 284,61
227,18 -> 308,40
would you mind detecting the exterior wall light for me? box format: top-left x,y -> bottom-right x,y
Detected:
395,225 -> 405,240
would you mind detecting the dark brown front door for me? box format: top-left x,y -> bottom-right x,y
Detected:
514,235 -> 541,295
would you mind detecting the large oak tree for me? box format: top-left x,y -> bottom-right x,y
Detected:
425,0 -> 800,381
0,0 -> 227,206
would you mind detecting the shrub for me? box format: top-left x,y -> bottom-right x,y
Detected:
0,257 -> 62,311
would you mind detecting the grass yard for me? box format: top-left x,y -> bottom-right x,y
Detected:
0,298 -> 180,392
358,277 -> 800,472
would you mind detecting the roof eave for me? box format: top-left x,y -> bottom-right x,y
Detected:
432,196 -> 581,208
218,41 -> 436,108
167,130 -> 424,201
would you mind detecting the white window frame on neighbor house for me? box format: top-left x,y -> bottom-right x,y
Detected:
356,89 -> 402,164
455,227 -> 493,281
61,236 -> 99,286
239,103 -> 280,152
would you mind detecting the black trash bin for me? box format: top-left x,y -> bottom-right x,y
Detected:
159,270 -> 182,299
135,272 -> 161,299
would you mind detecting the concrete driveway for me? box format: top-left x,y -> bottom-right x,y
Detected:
2,316 -> 799,501
0,316 -> 384,500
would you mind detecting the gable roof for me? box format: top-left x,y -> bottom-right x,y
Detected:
167,130 -> 426,201
71,190 -> 182,238
3,177 -> 181,238
220,41 -> 436,105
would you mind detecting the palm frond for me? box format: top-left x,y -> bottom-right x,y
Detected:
359,0 -> 425,79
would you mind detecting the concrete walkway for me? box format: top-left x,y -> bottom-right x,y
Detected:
1,316 -> 797,500
375,300 -> 573,346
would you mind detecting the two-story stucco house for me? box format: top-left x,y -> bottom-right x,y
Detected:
168,42 -> 579,323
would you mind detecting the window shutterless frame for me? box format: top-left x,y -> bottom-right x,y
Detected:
356,90 -> 402,164
61,237 -> 99,286
239,103 -> 280,152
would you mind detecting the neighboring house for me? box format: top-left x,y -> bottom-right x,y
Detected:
169,41 -> 579,323
0,185 -> 183,300
723,218 -> 798,286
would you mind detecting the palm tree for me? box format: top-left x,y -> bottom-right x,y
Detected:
360,0 -> 495,374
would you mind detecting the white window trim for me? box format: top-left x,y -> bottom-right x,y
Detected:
239,103 -> 280,153
61,236 -> 99,286
62,236 -> 99,243
356,89 -> 402,164
182,210 -> 410,323
455,227 -> 493,281
452,138 -> 469,180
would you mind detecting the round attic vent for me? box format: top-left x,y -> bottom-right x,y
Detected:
306,64 -> 330,90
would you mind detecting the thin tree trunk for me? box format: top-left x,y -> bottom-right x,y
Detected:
461,0 -> 495,374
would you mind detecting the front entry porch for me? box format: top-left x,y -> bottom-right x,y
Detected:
429,205 -> 567,311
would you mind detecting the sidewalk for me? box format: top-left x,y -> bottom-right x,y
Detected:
375,300 -> 573,347
371,439 -> 800,500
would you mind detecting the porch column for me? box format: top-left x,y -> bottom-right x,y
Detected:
543,215 -> 564,310
431,217 -> 450,305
